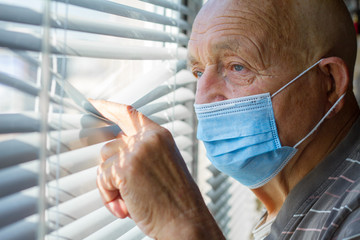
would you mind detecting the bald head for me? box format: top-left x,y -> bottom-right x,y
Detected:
191,0 -> 357,82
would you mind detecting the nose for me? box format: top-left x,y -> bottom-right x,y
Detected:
195,65 -> 227,104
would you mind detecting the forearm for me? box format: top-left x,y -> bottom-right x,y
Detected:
157,203 -> 225,240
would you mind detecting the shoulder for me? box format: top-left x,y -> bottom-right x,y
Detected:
330,161 -> 360,239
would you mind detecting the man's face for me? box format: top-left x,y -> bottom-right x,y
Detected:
188,0 -> 329,147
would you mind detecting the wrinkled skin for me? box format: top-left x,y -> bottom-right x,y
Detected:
91,100 -> 225,239
92,0 -> 360,238
189,0 -> 359,221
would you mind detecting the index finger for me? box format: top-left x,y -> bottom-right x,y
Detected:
89,99 -> 156,136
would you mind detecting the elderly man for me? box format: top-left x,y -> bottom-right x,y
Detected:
91,0 -> 360,239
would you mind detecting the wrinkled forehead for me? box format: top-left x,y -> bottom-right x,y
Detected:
192,0 -> 258,33
189,0 -> 292,70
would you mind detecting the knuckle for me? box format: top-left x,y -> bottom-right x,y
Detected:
100,146 -> 109,160
149,127 -> 173,144
125,105 -> 136,115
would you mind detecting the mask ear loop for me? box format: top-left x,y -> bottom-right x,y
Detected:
271,59 -> 324,98
293,93 -> 346,148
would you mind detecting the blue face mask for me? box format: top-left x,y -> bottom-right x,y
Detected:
194,59 -> 345,189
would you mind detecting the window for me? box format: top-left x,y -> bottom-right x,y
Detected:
0,0 -> 263,239
0,0 -> 203,239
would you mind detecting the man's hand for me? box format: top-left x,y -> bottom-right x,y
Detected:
90,100 -> 224,239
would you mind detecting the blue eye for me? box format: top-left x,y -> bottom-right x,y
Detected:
233,64 -> 244,72
194,71 -> 203,78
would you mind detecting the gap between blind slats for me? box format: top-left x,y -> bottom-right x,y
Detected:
53,0 -> 191,30
138,0 -> 192,16
0,3 -> 188,45
0,27 -> 187,60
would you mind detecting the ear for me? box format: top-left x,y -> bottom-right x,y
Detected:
318,57 -> 350,118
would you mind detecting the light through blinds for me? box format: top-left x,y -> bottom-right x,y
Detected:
0,0 -> 202,239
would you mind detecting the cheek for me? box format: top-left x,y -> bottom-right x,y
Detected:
272,86 -> 327,146
225,79 -> 270,98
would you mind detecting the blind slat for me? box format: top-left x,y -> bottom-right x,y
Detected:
152,104 -> 192,121
54,0 -> 191,30
109,62 -> 188,106
0,216 -> 37,240
47,166 -> 97,202
180,150 -> 193,164
208,191 -> 231,214
0,112 -> 193,169
207,181 -> 232,203
154,87 -> 195,105
47,189 -> 102,227
0,0 -> 199,238
214,204 -> 231,224
0,161 -> 38,198
0,188 -> 38,228
0,72 -> 82,111
207,173 -> 228,190
138,0 -> 192,16
0,141 -> 104,198
162,120 -> 193,137
174,135 -> 192,150
0,27 -> 187,60
46,207 -> 117,240
0,125 -> 118,168
0,3 -> 189,45
134,87 -> 195,110
83,219 -> 136,240
0,112 -> 106,133
116,226 -> 146,240
0,167 -> 98,230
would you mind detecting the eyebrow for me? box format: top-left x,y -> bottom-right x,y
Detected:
187,39 -> 242,67
187,54 -> 198,67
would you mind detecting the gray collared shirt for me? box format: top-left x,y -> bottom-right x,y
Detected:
266,116 -> 360,240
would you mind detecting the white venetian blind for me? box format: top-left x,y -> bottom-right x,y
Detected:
0,0 -> 202,239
